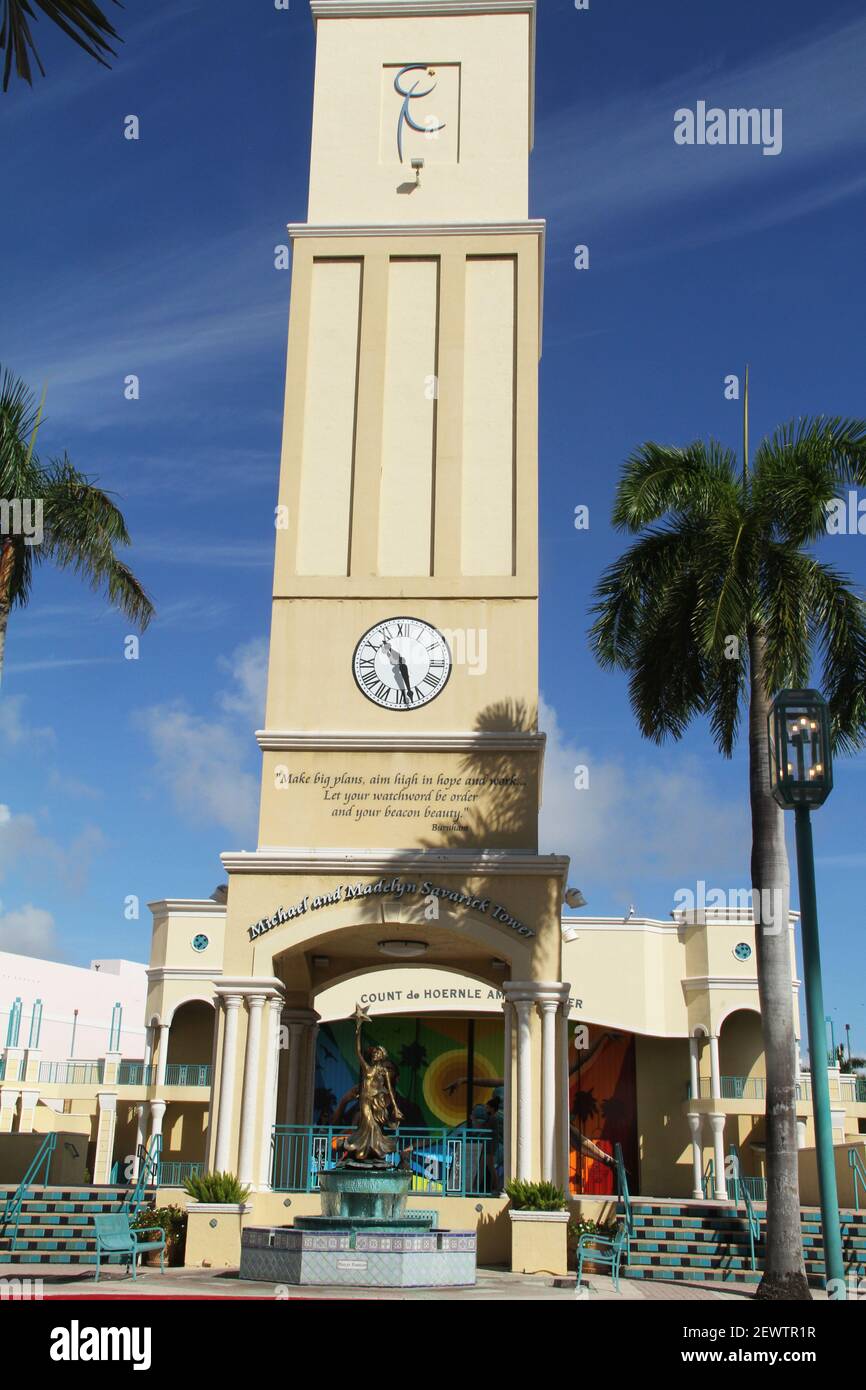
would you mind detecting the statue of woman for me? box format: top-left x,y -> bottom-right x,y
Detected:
339,1004 -> 403,1164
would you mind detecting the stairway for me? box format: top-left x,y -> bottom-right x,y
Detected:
619,1198 -> 866,1287
0,1184 -> 155,1265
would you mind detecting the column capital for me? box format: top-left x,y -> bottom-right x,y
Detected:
149,1098 -> 167,1119
246,994 -> 267,1013
0,1088 -> 21,1108
220,993 -> 245,1011
707,1112 -> 727,1134
97,1091 -> 118,1113
502,980 -> 570,1006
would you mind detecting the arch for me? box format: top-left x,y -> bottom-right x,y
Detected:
718,1007 -> 764,1081
164,994 -> 216,1027
263,896 -> 529,999
165,998 -> 216,1066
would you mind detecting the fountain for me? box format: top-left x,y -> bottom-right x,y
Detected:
239,1004 -> 477,1288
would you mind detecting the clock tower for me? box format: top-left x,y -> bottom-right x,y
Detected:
209,0 -> 572,1206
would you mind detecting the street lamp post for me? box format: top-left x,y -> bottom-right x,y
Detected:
768,688 -> 845,1292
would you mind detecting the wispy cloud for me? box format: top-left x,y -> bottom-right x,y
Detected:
134,637 -> 268,840
538,696 -> 749,910
535,12 -> 866,254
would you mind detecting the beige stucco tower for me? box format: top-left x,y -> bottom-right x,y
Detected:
207,0 -> 570,1198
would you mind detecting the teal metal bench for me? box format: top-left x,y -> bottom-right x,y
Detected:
93,1214 -> 166,1281
576,1223 -> 628,1294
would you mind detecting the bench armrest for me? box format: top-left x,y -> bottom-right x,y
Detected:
131,1227 -> 166,1242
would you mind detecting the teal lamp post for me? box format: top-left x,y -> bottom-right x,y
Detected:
768,688 -> 845,1292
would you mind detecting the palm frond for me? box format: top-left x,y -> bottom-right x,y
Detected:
806,559 -> 866,753
752,416 -> 866,545
41,455 -> 154,629
1,0 -> 121,90
589,523 -> 703,668
611,439 -> 738,532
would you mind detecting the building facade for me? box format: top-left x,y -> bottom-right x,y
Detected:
1,1 -> 864,1257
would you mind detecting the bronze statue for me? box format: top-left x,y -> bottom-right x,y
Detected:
338,1003 -> 403,1165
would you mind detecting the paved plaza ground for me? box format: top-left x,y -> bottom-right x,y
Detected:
1,1262 -> 833,1301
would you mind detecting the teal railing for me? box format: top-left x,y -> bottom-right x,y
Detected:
117,1061 -> 156,1086
271,1125 -> 497,1197
164,1063 -> 211,1087
121,1134 -> 162,1220
702,1157 -> 715,1199
849,1148 -> 866,1212
840,1075 -> 866,1104
1,1132 -> 56,1250
613,1141 -> 632,1260
728,1146 -> 760,1269
159,1160 -> 204,1188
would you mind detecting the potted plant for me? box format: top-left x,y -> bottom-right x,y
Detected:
131,1204 -> 187,1267
506,1179 -> 570,1277
182,1171 -> 252,1269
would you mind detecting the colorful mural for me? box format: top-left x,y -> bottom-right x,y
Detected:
315,1015 -> 504,1129
568,1023 -> 638,1195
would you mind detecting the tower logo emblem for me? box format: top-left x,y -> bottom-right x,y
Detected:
394,64 -> 446,161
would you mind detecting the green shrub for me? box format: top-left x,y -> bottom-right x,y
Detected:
131,1203 -> 186,1239
131,1203 -> 187,1265
568,1216 -> 618,1242
183,1171 -> 251,1204
505,1178 -> 567,1212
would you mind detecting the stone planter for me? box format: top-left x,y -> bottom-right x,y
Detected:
184,1203 -> 252,1269
509,1209 -> 570,1276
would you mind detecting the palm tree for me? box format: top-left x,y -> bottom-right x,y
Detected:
1,0 -> 121,90
1,365 -> 153,683
589,410 -> 866,1300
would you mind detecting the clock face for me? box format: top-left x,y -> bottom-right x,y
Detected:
353,617 -> 452,710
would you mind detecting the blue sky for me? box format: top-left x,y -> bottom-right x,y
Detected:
1,0 -> 865,1057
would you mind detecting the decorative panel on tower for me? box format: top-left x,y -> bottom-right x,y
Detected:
296,259 -> 362,577
378,258 -> 440,577
461,256 -> 516,577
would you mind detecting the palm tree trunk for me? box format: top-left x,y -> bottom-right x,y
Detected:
0,538 -> 14,688
748,628 -> 810,1300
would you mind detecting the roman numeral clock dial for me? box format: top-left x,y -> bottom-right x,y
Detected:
352,618 -> 452,710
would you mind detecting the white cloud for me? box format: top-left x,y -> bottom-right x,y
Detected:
135,705 -> 259,841
217,637 -> 269,728
0,695 -> 54,748
135,638 -> 268,841
0,903 -> 57,957
538,696 -> 750,912
0,805 -> 105,895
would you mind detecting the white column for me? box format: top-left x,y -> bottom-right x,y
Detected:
540,999 -> 558,1183
708,1112 -> 728,1200
143,1025 -> 154,1071
258,998 -> 283,1189
502,999 -> 513,1183
686,1112 -> 704,1199
514,999 -> 533,1180
156,1022 -> 170,1087
708,1035 -> 722,1101
149,1098 -> 166,1146
237,994 -> 266,1186
213,994 -> 243,1172
132,1102 -> 148,1180
688,1036 -> 700,1101
559,1002 -> 572,1194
